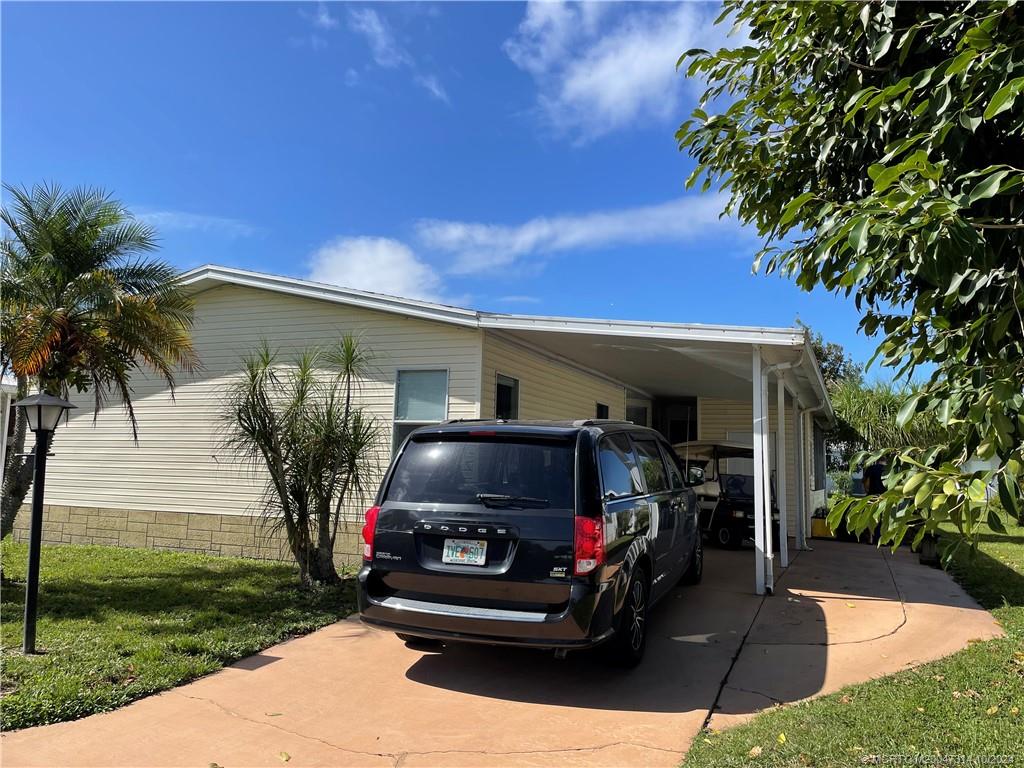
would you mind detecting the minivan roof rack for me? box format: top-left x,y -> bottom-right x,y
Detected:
440,418 -> 507,425
571,419 -> 635,427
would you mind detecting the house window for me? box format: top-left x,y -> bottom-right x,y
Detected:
495,374 -> 519,420
393,369 -> 448,452
595,403 -> 610,419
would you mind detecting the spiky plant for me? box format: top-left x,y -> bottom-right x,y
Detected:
223,338 -> 380,585
1,183 -> 197,541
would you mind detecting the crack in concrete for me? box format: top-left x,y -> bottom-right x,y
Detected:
171,691 -> 682,767
719,684 -> 784,705
171,691 -> 398,762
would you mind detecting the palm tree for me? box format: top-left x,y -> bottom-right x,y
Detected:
1,183 -> 198,541
223,338 -> 380,585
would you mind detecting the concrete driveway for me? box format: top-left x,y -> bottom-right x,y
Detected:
2,541 -> 1002,768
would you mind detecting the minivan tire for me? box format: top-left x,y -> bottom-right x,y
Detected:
607,569 -> 649,668
680,534 -> 703,585
714,524 -> 739,549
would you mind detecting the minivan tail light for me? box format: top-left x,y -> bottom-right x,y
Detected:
362,505 -> 380,561
574,516 -> 605,576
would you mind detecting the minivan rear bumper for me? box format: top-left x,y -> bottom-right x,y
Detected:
356,565 -> 615,649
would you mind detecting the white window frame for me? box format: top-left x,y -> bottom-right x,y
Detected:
494,371 -> 520,420
393,367 -> 450,453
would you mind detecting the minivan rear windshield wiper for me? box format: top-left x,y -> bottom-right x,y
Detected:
476,493 -> 550,508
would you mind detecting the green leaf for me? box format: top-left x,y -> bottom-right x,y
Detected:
998,475 -> 1020,518
896,393 -> 923,428
945,49 -> 976,77
967,479 -> 988,503
780,192 -> 815,226
983,77 -> 1024,120
871,32 -> 893,62
986,506 -> 1007,534
848,217 -> 870,254
964,25 -> 992,50
968,170 -> 1010,203
959,112 -> 982,132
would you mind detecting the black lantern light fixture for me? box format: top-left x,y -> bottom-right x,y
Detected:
13,392 -> 76,654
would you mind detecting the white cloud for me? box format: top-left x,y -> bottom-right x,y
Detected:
348,8 -> 412,69
134,210 -> 256,238
414,73 -> 449,104
301,2 -> 339,31
344,67 -> 360,87
308,236 -> 445,303
348,8 -> 448,103
505,2 -> 731,142
417,195 -> 747,275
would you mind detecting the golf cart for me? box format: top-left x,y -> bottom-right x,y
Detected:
673,441 -> 781,549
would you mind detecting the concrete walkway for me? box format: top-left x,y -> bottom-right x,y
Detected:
2,541 -> 1002,768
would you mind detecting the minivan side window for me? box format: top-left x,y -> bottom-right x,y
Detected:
599,433 -> 643,499
633,437 -> 669,493
660,442 -> 685,490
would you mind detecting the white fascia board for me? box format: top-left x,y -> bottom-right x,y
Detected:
178,265 -> 480,328
479,313 -> 805,347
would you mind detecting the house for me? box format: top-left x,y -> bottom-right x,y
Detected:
15,265 -> 833,594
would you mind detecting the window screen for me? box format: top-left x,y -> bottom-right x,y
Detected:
598,433 -> 643,498
394,370 -> 448,453
395,370 -> 447,422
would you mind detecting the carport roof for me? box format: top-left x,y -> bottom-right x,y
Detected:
180,265 -> 834,423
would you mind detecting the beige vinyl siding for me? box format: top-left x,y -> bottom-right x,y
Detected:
39,284 -> 482,518
480,332 -> 625,421
698,396 -> 800,531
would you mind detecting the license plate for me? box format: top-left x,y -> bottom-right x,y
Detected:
442,538 -> 487,566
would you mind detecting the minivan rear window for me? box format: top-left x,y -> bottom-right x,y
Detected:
385,437 -> 575,508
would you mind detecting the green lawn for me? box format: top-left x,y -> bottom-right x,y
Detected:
0,542 -> 356,730
684,526 -> 1024,767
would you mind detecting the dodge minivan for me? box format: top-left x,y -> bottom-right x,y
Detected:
357,420 -> 702,666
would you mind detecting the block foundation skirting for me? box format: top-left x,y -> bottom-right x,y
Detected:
11,505 -> 363,565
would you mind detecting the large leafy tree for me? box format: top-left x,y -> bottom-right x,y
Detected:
677,1 -> 1023,551
1,184 -> 197,540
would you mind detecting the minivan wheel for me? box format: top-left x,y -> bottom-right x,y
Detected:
715,525 -> 738,549
680,534 -> 703,585
607,570 -> 648,668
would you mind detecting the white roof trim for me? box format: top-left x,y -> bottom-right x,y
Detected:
179,265 -> 480,328
478,313 -> 804,347
177,264 -> 832,421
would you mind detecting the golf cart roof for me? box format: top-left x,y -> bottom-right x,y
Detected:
672,440 -> 755,461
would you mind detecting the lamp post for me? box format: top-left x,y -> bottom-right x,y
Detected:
14,392 -> 76,654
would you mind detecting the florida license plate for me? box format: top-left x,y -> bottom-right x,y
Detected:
442,538 -> 487,566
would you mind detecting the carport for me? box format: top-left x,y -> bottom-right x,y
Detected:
478,315 -> 835,596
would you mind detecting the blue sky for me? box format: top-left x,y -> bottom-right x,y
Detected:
3,1 -> 878,368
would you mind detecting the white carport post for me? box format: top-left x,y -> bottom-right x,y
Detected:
760,365 -> 775,592
794,404 -> 808,551
776,377 -> 789,569
751,346 -> 767,595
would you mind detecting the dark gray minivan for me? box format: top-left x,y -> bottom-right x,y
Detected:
357,420 -> 702,665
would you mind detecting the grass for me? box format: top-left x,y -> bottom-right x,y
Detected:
0,541 -> 356,730
683,525 -> 1024,767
